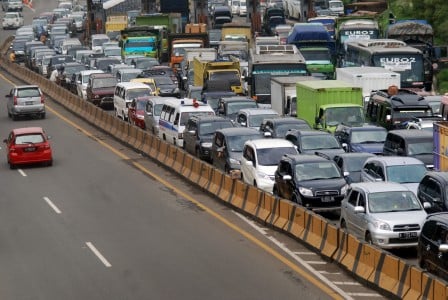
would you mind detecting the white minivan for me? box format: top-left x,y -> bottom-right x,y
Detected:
91,34 -> 110,53
113,82 -> 152,121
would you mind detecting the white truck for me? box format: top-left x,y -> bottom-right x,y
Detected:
271,76 -> 319,116
336,67 -> 401,104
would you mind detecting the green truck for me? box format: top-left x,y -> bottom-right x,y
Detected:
134,13 -> 182,62
120,26 -> 161,60
296,80 -> 364,132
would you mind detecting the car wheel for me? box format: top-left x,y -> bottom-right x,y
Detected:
9,162 -> 16,170
292,194 -> 302,205
365,232 -> 373,244
12,114 -> 18,121
224,165 -> 230,174
7,111 -> 11,118
40,112 -> 45,119
418,256 -> 427,269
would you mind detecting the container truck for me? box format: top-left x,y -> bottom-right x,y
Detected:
296,80 -> 364,132
168,33 -> 209,70
270,76 -> 322,117
336,67 -> 401,104
105,15 -> 128,36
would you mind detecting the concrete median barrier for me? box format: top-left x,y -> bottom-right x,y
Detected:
206,167 -> 224,197
319,223 -> 339,259
271,198 -> 291,230
198,162 -> 212,189
171,146 -> 184,173
218,175 -> 238,204
284,204 -> 306,238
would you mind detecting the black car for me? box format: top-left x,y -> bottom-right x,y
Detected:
183,115 -> 234,161
285,129 -> 345,159
418,212 -> 448,280
417,172 -> 448,213
217,96 -> 258,121
211,127 -> 263,173
273,154 -> 349,211
153,76 -> 180,98
334,123 -> 387,155
333,152 -> 375,184
260,117 -> 311,138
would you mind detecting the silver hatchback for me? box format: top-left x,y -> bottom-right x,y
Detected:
6,85 -> 45,120
340,182 -> 427,249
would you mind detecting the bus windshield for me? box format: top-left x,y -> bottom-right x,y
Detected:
252,63 -> 307,94
372,54 -> 424,84
339,29 -> 379,44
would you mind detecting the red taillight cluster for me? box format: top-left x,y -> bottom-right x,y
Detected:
41,95 -> 45,104
13,96 -> 17,105
193,99 -> 199,108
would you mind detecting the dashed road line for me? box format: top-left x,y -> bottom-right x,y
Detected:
347,292 -> 384,297
294,251 -> 317,255
305,261 -> 327,265
18,169 -> 27,177
43,196 -> 61,214
86,242 -> 112,267
334,282 -> 361,286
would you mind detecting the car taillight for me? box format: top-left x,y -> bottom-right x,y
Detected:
43,143 -> 50,149
10,146 -> 17,153
41,95 -> 45,104
13,96 -> 17,105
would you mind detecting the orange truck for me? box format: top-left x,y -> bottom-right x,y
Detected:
168,30 -> 209,71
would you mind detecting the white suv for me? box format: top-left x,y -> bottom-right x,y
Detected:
2,12 -> 23,29
241,138 -> 298,193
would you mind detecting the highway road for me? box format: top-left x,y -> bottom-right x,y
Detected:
0,2 -> 388,299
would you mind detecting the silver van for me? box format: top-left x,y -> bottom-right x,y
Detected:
6,85 -> 45,120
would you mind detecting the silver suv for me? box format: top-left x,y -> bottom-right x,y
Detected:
2,12 -> 23,29
340,182 -> 428,249
2,0 -> 23,12
6,85 -> 45,120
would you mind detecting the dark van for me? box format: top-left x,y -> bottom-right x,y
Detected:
382,129 -> 433,169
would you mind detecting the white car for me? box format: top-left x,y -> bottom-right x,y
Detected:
286,0 -> 302,20
241,138 -> 298,193
2,12 -> 23,29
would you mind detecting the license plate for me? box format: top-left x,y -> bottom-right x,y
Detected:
26,101 -> 34,105
322,196 -> 334,202
399,232 -> 417,239
24,147 -> 36,152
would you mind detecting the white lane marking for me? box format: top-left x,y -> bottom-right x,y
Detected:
86,242 -> 112,267
305,261 -> 327,265
18,169 -> 27,177
334,282 -> 361,286
319,271 -> 341,275
233,211 -> 355,300
294,251 -> 317,255
347,292 -> 384,297
43,197 -> 61,214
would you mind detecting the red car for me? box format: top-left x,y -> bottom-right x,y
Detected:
128,96 -> 149,129
3,127 -> 53,169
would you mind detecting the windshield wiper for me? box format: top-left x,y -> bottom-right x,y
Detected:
360,140 -> 382,144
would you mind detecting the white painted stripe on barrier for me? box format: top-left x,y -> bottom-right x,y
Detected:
334,282 -> 361,286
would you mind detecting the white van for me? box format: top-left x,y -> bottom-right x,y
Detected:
158,98 -> 215,147
61,38 -> 82,55
91,34 -> 110,53
113,82 -> 152,121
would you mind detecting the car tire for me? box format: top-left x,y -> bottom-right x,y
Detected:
9,163 -> 15,170
365,232 -> 373,244
47,160 -> 53,167
40,112 -> 45,119
292,194 -> 302,205
12,114 -> 18,121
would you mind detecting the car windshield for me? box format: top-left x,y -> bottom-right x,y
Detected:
17,88 -> 40,97
154,77 -> 174,86
227,102 -> 257,114
343,156 -> 372,172
92,77 -> 117,88
199,121 -> 233,136
368,191 -> 421,213
301,135 -> 341,150
15,134 -> 44,144
295,162 -> 341,181
5,14 -> 18,19
256,146 -> 297,166
408,142 -> 433,155
351,130 -> 387,144
227,134 -> 261,152
248,114 -> 278,128
121,72 -> 140,82
386,164 -> 426,183
104,48 -> 121,57
275,123 -> 310,137
136,101 -> 147,110
65,65 -> 86,75
126,88 -> 151,100
93,38 -> 110,47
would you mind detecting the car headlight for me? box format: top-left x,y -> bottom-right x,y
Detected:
373,221 -> 391,231
299,187 -> 313,196
340,184 -> 349,195
229,158 -> 240,165
201,142 -> 212,148
256,171 -> 272,181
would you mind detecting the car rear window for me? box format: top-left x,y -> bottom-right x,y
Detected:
17,88 -> 40,97
15,134 -> 44,144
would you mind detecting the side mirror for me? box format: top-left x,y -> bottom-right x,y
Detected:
263,131 -> 272,137
282,175 -> 292,180
245,160 -> 253,166
3,139 -> 7,143
5,94 -> 11,97
342,143 -> 348,151
423,202 -> 432,209
354,206 -> 365,213
343,171 -> 350,177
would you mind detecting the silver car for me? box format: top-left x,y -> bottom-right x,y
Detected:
340,182 -> 428,249
6,85 -> 45,120
144,96 -> 165,135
